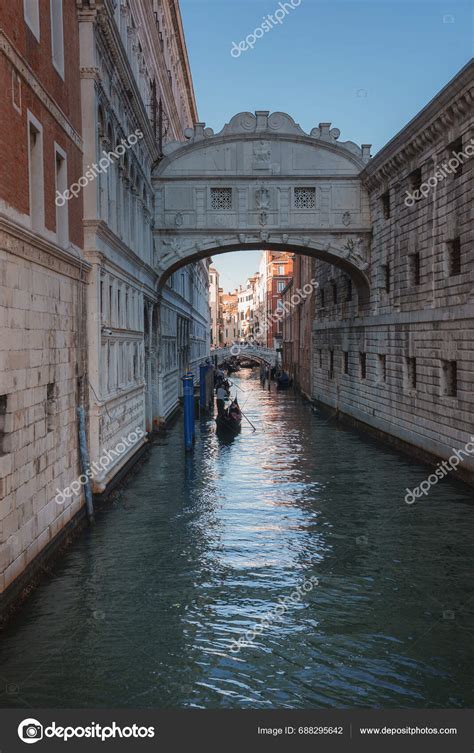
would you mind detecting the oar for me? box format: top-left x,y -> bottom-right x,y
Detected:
240,407 -> 256,431
228,379 -> 249,393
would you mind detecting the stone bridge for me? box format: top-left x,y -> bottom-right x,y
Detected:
212,345 -> 278,367
152,110 -> 373,305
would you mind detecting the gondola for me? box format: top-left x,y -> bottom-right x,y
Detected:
276,372 -> 293,390
216,398 -> 242,434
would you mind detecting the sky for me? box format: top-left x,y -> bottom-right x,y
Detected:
180,0 -> 473,287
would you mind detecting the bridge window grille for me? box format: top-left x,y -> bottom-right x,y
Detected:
359,352 -> 367,380
210,187 -> 232,210
294,187 -> 316,209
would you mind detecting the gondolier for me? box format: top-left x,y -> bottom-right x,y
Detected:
216,396 -> 242,434
216,384 -> 228,416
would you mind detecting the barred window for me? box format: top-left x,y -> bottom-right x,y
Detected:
210,187 -> 232,210
294,187 -> 316,209
441,360 -> 457,397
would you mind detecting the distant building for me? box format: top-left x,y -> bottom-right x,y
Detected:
209,265 -> 221,347
220,290 -> 239,345
281,256 -> 317,397
238,275 -> 259,340
262,251 -> 294,348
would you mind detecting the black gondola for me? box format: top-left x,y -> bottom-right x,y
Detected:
216,398 -> 242,434
276,372 -> 292,390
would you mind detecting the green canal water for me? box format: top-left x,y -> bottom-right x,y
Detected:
1,369 -> 473,708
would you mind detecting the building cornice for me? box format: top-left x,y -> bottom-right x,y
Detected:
167,0 -> 199,124
0,215 -> 91,280
84,219 -> 158,282
361,59 -> 474,190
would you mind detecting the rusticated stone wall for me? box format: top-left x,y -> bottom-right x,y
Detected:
311,61 -> 474,482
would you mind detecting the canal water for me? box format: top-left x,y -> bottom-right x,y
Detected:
1,369 -> 473,709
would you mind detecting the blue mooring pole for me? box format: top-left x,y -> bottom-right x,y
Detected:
199,364 -> 206,412
182,373 -> 194,452
187,372 -> 195,428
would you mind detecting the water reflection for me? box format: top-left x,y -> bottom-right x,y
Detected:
0,370 -> 473,709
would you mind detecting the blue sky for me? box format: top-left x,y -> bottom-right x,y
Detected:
180,0 -> 473,287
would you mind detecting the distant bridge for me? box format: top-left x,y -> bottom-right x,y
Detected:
211,345 -> 279,367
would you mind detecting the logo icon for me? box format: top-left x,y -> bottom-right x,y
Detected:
18,719 -> 43,744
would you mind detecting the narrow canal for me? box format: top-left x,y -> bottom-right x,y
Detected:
1,369 -> 473,709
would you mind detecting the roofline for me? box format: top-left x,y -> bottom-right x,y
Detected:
170,0 -> 199,124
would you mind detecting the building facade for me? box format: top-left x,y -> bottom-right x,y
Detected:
0,0 -> 87,594
0,0 -> 210,603
281,254 -> 316,396
220,289 -> 239,345
77,0 -> 208,466
237,275 -> 259,340
310,61 -> 474,482
209,265 -> 221,347
263,251 -> 294,348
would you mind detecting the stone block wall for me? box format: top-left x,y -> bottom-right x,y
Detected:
0,226 -> 88,592
311,62 -> 474,482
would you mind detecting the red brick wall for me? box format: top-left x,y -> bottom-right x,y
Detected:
265,252 -> 294,346
0,0 -> 83,247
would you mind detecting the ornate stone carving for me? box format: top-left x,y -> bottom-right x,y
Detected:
167,111 -> 371,164
255,184 -> 270,225
253,141 -> 271,170
255,184 -> 271,210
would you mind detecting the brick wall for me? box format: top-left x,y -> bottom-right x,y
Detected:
0,1 -> 86,596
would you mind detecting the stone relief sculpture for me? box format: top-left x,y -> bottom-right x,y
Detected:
252,141 -> 271,169
255,184 -> 271,225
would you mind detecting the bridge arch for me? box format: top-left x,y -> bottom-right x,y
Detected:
152,111 -> 373,302
213,346 -> 277,368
